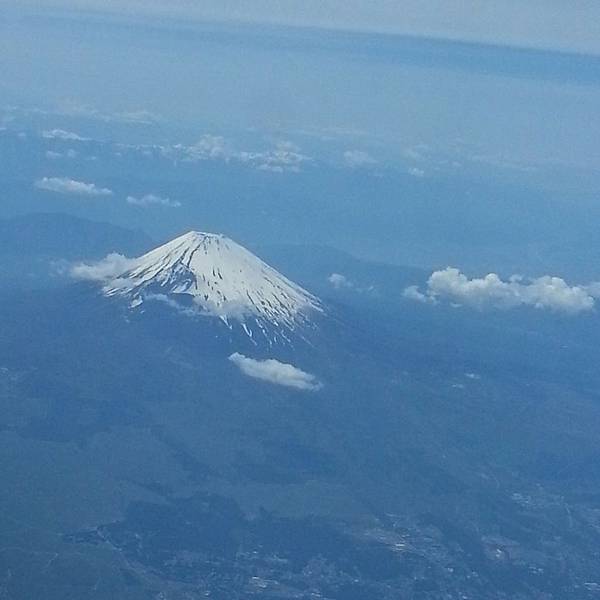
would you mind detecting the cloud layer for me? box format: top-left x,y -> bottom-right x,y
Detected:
160,136 -> 311,173
228,353 -> 322,390
35,177 -> 113,197
405,267 -> 596,314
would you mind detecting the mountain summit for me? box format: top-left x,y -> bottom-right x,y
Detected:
101,231 -> 322,339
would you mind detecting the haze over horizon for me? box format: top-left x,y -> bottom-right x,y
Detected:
10,0 -> 600,56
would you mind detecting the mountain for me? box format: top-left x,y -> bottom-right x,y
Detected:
0,213 -> 155,291
93,231 -> 323,343
0,212 -> 153,258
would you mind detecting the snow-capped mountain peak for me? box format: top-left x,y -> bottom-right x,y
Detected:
101,231 -> 322,336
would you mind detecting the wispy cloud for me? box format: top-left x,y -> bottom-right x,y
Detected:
34,177 -> 113,197
56,102 -> 161,125
45,149 -> 78,160
177,134 -> 231,161
228,353 -> 322,390
408,167 -> 425,178
238,140 -> 310,173
405,267 -> 596,314
328,273 -> 354,289
5,102 -> 161,126
327,272 -> 375,294
143,293 -> 198,317
115,109 -> 161,125
42,129 -> 89,142
161,136 -> 311,173
343,149 -> 377,168
126,193 -> 181,208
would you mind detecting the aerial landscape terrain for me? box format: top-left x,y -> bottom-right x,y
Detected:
2,2 -> 600,599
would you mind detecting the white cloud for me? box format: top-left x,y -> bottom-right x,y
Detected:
408,167 -> 425,178
405,267 -> 595,314
42,128 -> 89,141
241,141 -> 310,173
69,253 -> 135,282
228,353 -> 322,391
465,372 -> 480,380
181,134 -> 232,161
126,193 -> 181,208
163,136 -> 310,173
327,272 -> 375,294
45,149 -> 78,160
143,293 -> 198,317
34,176 -> 113,197
403,284 -> 437,304
328,273 -> 353,289
343,149 -> 377,168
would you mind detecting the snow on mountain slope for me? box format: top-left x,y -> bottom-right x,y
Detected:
94,231 -> 322,338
